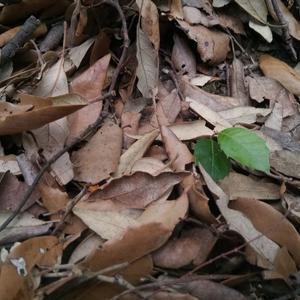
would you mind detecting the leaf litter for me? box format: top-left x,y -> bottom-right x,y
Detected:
1,0 -> 300,299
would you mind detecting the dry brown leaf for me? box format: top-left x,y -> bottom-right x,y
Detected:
22,118 -> 74,185
68,54 -> 111,142
247,75 -> 296,117
187,97 -> 232,130
270,150 -> 300,179
69,256 -> 153,300
0,93 -> 86,135
122,111 -> 141,148
220,172 -> 280,200
114,129 -> 159,177
161,125 -> 194,171
72,120 -> 122,184
136,0 -> 160,50
266,0 -> 300,40
200,165 -> 280,265
69,234 -> 104,264
229,58 -> 249,105
131,157 -> 171,175
259,54 -> 300,96
153,228 -> 217,268
178,279 -> 247,300
79,223 -> 169,272
177,19 -> 230,64
39,184 -> 86,235
87,171 -> 187,209
0,236 -> 62,300
180,78 -> 241,111
230,198 -> 300,267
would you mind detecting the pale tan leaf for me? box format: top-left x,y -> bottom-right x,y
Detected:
34,58 -> 68,97
114,129 -> 159,177
187,97 -> 232,130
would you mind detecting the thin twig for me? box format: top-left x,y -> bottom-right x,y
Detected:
271,0 -> 297,61
0,0 -> 129,233
52,187 -> 87,235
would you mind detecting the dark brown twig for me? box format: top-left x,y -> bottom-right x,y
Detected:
271,0 -> 297,61
0,15 -> 41,66
0,0 -> 129,233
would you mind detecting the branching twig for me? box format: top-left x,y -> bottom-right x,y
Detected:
0,0 -> 130,233
271,0 -> 297,61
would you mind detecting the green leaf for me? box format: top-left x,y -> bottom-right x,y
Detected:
194,138 -> 230,181
218,127 -> 270,173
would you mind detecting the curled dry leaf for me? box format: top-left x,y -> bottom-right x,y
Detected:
153,228 -> 217,268
136,0 -> 160,50
68,54 -> 111,142
87,171 -> 188,209
0,93 -> 86,135
161,125 -> 194,171
172,34 -> 196,75
72,120 -> 122,184
114,129 -> 159,177
177,19 -> 230,64
229,198 -> 300,267
259,54 -> 300,96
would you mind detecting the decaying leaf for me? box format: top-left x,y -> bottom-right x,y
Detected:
0,93 -> 86,135
72,120 -> 122,184
259,54 -> 300,96
177,19 -> 230,64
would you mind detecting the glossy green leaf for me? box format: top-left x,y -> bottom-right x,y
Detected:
194,138 -> 230,181
218,127 -> 270,173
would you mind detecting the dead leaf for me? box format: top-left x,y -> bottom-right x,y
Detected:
161,125 -> 194,171
87,171 -> 187,209
153,228 -> 217,268
270,150 -> 300,179
72,120 -> 122,184
136,28 -> 159,98
0,236 -> 62,300
0,93 -> 86,135
177,19 -> 230,64
220,172 -> 280,200
230,198 -> 300,267
114,129 -> 159,177
259,54 -> 300,96
68,54 -> 111,142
